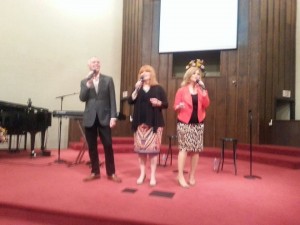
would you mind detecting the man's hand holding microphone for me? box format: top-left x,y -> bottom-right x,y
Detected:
86,70 -> 97,88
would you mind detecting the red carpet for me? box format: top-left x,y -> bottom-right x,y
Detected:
0,147 -> 300,225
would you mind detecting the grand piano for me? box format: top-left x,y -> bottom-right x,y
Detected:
0,99 -> 52,156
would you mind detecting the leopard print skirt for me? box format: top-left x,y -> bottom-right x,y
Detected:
177,122 -> 204,152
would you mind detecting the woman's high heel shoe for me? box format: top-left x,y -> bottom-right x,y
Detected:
177,177 -> 189,188
189,175 -> 196,186
136,175 -> 146,185
150,178 -> 157,187
189,179 -> 196,186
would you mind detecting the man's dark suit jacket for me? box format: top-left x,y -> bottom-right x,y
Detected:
79,74 -> 117,127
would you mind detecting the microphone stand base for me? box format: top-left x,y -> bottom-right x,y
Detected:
54,159 -> 67,164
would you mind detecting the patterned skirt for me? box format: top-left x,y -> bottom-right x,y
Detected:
177,122 -> 204,152
134,124 -> 163,154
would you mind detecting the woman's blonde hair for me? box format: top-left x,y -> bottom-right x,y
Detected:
181,67 -> 204,87
137,65 -> 159,86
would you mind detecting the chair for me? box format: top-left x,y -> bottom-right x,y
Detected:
217,137 -> 238,175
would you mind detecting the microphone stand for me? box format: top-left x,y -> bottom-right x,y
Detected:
54,92 -> 79,164
244,110 -> 261,179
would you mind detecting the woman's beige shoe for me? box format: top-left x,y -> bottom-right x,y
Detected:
136,175 -> 146,185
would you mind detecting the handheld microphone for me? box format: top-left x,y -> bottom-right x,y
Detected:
196,79 -> 206,90
87,70 -> 97,81
134,75 -> 144,93
139,75 -> 144,82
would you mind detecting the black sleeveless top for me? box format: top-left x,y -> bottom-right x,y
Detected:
189,93 -> 199,124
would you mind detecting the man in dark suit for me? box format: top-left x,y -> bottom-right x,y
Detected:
79,56 -> 121,183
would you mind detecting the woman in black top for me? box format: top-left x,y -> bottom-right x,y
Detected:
128,65 -> 168,186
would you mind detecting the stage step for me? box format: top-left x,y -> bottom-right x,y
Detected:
200,144 -> 300,169
68,137 -> 300,169
238,143 -> 300,157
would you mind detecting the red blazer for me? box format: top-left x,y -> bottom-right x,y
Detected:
173,85 -> 210,123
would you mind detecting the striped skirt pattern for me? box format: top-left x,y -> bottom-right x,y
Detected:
134,124 -> 163,154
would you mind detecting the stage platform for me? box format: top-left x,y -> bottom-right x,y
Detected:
0,149 -> 299,225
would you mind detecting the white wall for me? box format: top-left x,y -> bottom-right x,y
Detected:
0,0 -> 123,149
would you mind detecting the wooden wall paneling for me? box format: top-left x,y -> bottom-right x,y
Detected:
213,52 -> 229,146
157,56 -> 171,143
236,75 -> 250,143
116,0 -> 297,147
289,0 -> 296,97
259,0 -> 296,144
205,77 -> 220,147
225,50 -> 238,138
236,66 -> 249,142
266,0 -> 274,121
277,0 -> 296,107
258,0 -> 268,143
163,54 -> 176,135
150,0 -> 165,103
160,55 -> 175,142
150,0 -> 160,68
141,0 -> 154,64
214,83 -> 227,146
285,0 -> 296,96
259,0 -> 274,144
122,0 -> 139,87
235,0 -> 250,143
165,55 -> 178,139
292,3 -> 296,97
118,0 -> 144,136
157,55 -> 172,144
116,1 -> 129,136
248,0 -> 261,144
203,77 -> 214,146
119,1 -> 130,134
265,0 -> 277,143
278,0 -> 287,101
268,0 -> 280,144
273,0 -> 280,98
267,0 -> 297,146
270,121 -> 300,147
290,0 -> 296,96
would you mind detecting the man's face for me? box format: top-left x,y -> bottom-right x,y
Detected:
88,57 -> 100,72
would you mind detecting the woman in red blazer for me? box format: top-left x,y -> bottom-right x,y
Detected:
174,59 -> 210,188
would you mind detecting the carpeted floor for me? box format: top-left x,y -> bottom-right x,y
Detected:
0,149 -> 300,225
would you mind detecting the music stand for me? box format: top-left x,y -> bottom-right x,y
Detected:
54,92 -> 78,164
244,110 -> 261,179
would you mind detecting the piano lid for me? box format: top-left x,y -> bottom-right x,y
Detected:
0,100 -> 28,111
0,100 -> 49,111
